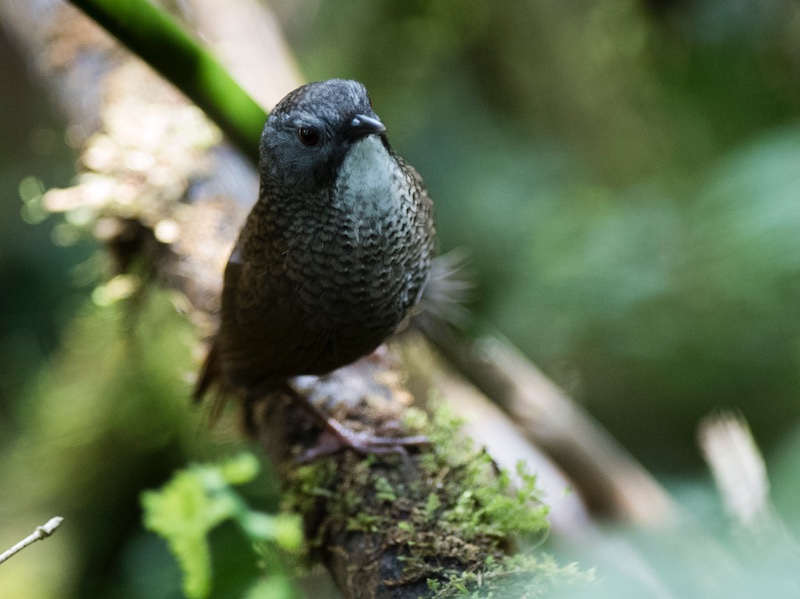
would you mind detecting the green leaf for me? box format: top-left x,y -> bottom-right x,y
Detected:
244,578 -> 297,599
141,469 -> 230,598
141,453 -> 302,598
240,512 -> 303,551
218,452 -> 261,485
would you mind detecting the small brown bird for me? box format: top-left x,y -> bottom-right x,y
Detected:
195,79 -> 436,455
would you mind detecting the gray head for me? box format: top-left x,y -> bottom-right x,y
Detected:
260,79 -> 388,192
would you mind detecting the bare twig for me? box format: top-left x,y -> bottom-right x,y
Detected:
697,411 -> 800,585
0,517 -> 64,566
698,411 -> 788,535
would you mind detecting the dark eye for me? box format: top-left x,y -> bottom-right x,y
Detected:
297,127 -> 320,146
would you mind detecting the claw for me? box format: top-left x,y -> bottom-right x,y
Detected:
297,416 -> 429,462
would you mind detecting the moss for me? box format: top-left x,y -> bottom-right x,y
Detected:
281,401 -> 587,595
425,554 -> 592,598
375,476 -> 398,503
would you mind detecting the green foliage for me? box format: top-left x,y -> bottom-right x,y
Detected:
0,289 -> 209,598
243,578 -> 297,599
0,288 -> 296,598
142,453 -> 302,599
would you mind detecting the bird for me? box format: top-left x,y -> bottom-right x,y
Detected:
194,79 -> 436,456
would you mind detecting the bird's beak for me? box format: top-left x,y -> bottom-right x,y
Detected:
346,114 -> 386,141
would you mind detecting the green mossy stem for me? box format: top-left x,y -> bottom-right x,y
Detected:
67,0 -> 266,163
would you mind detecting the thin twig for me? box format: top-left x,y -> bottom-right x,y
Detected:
0,517 -> 64,565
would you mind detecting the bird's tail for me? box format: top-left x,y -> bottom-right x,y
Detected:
194,340 -> 237,427
411,249 -> 473,338
193,341 -> 220,403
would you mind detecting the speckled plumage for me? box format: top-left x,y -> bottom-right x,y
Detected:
196,79 -> 435,400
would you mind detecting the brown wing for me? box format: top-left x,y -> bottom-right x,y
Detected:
215,251 -> 332,389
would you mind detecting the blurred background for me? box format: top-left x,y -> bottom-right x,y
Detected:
3,0 -> 800,596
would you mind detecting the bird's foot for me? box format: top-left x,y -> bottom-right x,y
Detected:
298,416 -> 429,463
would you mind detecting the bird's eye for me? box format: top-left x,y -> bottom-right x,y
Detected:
297,127 -> 320,147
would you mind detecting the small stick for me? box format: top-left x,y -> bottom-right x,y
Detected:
698,412 -> 774,531
0,517 -> 64,566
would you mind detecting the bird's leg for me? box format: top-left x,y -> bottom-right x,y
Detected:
280,383 -> 429,462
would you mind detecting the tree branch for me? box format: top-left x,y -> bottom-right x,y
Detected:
67,0 -> 266,162
0,517 -> 64,566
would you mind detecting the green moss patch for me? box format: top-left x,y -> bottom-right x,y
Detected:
283,403 -> 588,596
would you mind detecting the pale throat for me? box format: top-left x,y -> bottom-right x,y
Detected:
335,135 -> 403,214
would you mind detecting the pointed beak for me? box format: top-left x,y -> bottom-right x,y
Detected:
346,114 -> 386,142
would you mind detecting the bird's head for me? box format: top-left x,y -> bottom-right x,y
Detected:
259,79 -> 388,193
